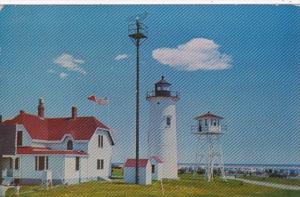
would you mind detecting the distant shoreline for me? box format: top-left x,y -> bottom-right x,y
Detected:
113,162 -> 300,169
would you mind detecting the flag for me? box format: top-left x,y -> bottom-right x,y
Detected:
88,95 -> 108,105
96,97 -> 108,105
88,95 -> 97,102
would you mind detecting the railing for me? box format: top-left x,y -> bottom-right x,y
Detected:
146,91 -> 180,100
191,125 -> 227,133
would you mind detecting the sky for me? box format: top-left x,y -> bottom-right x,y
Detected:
0,5 -> 299,164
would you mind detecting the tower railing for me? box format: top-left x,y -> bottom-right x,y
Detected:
146,91 -> 180,100
191,125 -> 227,134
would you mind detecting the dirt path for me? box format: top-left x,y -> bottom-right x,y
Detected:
227,177 -> 300,191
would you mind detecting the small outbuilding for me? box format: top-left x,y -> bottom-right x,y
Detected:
150,156 -> 163,181
124,159 -> 152,185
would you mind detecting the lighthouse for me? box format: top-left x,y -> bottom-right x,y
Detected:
146,76 -> 179,179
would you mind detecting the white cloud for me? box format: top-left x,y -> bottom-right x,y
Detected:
115,54 -> 128,61
54,53 -> 86,75
59,72 -> 68,79
152,38 -> 232,71
0,5 -> 4,11
47,69 -> 55,74
47,69 -> 68,79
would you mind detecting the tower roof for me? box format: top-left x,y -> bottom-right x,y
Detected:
155,76 -> 171,85
194,111 -> 224,120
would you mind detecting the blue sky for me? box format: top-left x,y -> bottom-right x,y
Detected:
0,5 -> 299,164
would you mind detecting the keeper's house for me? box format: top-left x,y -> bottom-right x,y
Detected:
0,98 -> 115,185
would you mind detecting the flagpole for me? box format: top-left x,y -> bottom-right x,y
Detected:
94,101 -> 96,117
107,99 -> 110,126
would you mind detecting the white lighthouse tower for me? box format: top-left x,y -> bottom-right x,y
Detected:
146,76 -> 179,179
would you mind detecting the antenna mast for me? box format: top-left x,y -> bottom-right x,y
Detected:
128,13 -> 148,184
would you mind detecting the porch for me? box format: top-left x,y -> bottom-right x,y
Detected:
0,156 -> 20,186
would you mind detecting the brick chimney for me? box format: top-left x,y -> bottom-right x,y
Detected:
38,98 -> 45,118
72,106 -> 77,120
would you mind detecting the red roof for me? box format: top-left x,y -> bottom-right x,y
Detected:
194,112 -> 224,120
150,156 -> 163,163
17,146 -> 87,156
124,159 -> 149,168
2,111 -> 114,144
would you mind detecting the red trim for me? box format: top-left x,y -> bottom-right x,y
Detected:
150,156 -> 163,163
17,146 -> 87,156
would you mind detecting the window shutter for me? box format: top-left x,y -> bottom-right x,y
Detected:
75,157 -> 80,171
15,158 -> 19,170
101,159 -> 104,169
46,156 -> 49,170
97,159 -> 100,170
35,156 -> 38,171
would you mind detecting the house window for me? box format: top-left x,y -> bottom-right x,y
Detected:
35,156 -> 48,171
17,131 -> 23,146
152,165 -> 155,173
75,157 -> 80,171
15,158 -> 19,170
67,140 -> 73,150
98,135 -> 103,148
38,156 -> 45,171
97,159 -> 104,170
166,116 -> 171,127
205,119 -> 208,126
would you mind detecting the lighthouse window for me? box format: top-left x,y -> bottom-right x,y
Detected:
166,116 -> 171,126
163,86 -> 170,91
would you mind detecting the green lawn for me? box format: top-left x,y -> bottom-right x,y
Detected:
112,168 -> 123,177
241,175 -> 300,186
6,174 -> 300,197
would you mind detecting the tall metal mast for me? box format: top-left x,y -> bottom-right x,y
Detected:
128,13 -> 148,184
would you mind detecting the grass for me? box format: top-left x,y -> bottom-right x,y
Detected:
6,174 -> 300,197
241,175 -> 300,186
112,168 -> 123,177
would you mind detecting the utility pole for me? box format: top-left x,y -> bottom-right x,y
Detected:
128,14 -> 148,184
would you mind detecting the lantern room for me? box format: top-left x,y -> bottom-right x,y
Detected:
192,112 -> 224,133
155,76 -> 171,97
146,76 -> 179,101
